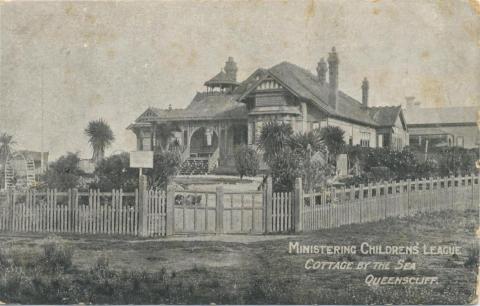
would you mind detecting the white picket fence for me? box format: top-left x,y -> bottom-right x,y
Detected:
297,175 -> 479,231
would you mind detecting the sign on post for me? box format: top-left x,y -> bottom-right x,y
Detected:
130,151 -> 154,169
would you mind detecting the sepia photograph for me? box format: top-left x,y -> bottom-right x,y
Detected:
0,0 -> 479,304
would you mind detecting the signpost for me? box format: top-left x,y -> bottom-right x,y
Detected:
130,151 -> 154,179
130,151 -> 153,237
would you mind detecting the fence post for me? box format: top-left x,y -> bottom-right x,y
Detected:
265,177 -> 273,233
137,175 -> 148,237
359,184 -> 364,223
294,177 -> 303,233
166,184 -> 176,236
7,189 -> 13,232
215,186 -> 224,234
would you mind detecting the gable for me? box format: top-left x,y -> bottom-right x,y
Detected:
254,78 -> 284,91
136,108 -> 159,122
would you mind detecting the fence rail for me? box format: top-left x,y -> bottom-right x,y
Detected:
297,175 -> 479,232
0,174 -> 477,237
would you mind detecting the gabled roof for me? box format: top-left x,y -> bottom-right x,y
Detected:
406,106 -> 478,125
368,106 -> 402,127
236,61 -> 380,126
132,92 -> 247,125
204,70 -> 239,87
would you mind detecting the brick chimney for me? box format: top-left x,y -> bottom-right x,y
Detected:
328,47 -> 339,110
224,57 -> 238,82
316,58 -> 327,85
362,77 -> 369,107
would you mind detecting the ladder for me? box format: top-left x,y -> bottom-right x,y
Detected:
4,163 -> 14,190
26,159 -> 36,187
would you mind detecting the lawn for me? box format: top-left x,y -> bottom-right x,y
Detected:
0,208 -> 477,304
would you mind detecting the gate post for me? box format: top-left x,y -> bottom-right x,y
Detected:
215,186 -> 224,234
137,175 -> 148,237
265,177 -> 273,233
294,177 -> 303,233
166,184 -> 176,236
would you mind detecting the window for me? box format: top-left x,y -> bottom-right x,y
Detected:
360,132 -> 370,147
456,136 -> 464,147
142,138 -> 151,151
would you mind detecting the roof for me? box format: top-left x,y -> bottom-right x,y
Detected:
131,60 -> 405,128
133,92 -> 247,124
236,61 -> 382,126
368,106 -> 402,127
406,106 -> 478,125
204,70 -> 239,87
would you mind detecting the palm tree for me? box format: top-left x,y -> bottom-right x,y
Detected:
0,132 -> 16,163
319,126 -> 345,163
258,121 -> 293,162
289,130 -> 326,155
84,119 -> 115,163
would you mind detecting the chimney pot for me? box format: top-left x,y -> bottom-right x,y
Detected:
328,47 -> 339,111
316,58 -> 327,85
362,77 -> 369,107
224,56 -> 238,82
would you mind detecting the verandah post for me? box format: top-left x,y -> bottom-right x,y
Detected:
137,175 -> 148,237
215,186 -> 224,234
265,176 -> 273,233
294,177 -> 303,233
166,183 -> 176,236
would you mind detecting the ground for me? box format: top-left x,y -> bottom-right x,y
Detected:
0,208 -> 477,304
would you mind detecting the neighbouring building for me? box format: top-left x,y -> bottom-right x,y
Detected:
128,48 -> 408,175
405,99 -> 480,150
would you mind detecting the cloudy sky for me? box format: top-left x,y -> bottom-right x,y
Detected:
1,0 -> 479,160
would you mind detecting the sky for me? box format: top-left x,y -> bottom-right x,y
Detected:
0,0 -> 479,160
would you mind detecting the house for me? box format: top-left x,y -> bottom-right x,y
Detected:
128,48 -> 408,175
405,99 -> 479,150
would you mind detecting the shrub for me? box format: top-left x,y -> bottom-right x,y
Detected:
464,247 -> 479,269
146,151 -> 181,189
90,153 -> 138,191
43,153 -> 85,190
234,145 -> 259,179
37,243 -> 73,273
268,148 -> 302,192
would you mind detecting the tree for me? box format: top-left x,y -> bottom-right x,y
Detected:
288,130 -> 325,154
146,151 -> 181,189
258,121 -> 293,161
234,145 -> 259,179
43,153 -> 85,190
319,126 -> 345,163
289,130 -> 330,191
0,132 -> 16,189
0,132 -> 15,162
90,153 -> 138,191
268,148 -> 302,191
84,119 -> 115,163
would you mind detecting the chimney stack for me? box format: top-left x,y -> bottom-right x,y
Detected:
327,47 -> 339,110
361,77 -> 369,107
224,56 -> 238,82
316,58 -> 327,85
